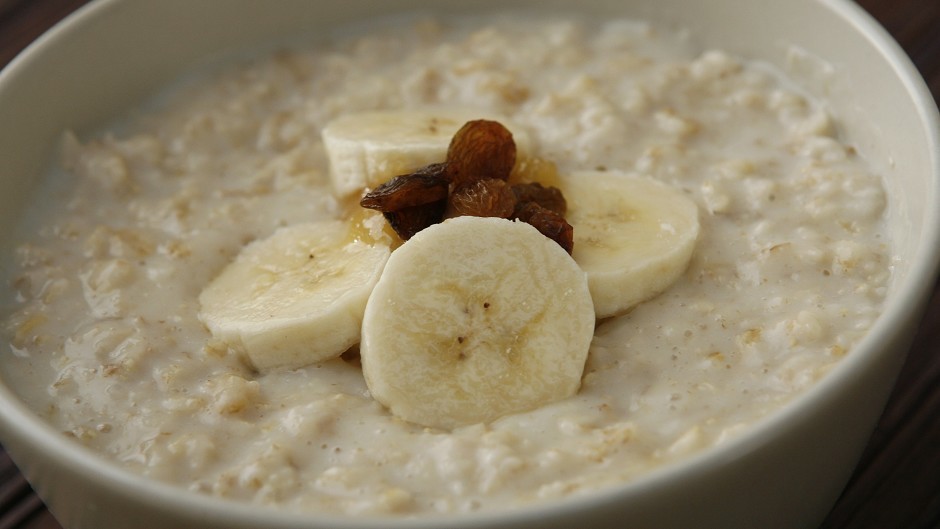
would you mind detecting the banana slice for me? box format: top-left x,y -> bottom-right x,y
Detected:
360,216 -> 595,430
561,171 -> 700,318
198,221 -> 391,371
322,108 -> 530,197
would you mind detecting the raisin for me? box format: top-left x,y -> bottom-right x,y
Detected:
514,202 -> 574,254
358,120 -> 575,248
511,182 -> 567,216
383,200 -> 446,240
360,163 -> 449,212
446,178 -> 516,219
445,120 -> 516,185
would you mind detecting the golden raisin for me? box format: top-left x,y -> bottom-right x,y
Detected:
446,178 -> 516,219
445,120 -> 516,185
514,202 -> 574,254
384,200 -> 446,241
359,120 -> 576,247
511,182 -> 567,216
359,163 -> 449,212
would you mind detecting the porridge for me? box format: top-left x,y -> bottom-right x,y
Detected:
0,14 -> 889,516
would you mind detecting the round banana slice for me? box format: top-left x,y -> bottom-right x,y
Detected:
360,216 -> 595,430
322,108 -> 530,197
198,221 -> 390,371
561,171 -> 700,318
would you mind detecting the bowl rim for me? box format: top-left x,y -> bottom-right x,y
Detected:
0,0 -> 938,527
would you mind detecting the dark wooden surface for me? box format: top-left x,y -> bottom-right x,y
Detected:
0,0 -> 938,528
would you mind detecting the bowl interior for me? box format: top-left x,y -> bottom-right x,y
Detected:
0,0 -> 937,528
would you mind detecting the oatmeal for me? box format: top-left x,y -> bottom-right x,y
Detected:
0,15 -> 889,516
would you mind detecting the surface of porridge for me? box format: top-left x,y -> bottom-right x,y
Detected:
0,15 -> 890,516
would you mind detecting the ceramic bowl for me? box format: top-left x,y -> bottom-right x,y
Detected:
0,1 -> 937,528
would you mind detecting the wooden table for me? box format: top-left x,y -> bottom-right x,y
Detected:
0,1 -> 938,528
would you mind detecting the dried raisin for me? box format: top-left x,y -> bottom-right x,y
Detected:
384,200 -> 446,240
359,119 -> 576,248
511,182 -> 567,216
514,202 -> 574,254
445,120 -> 516,185
446,178 -> 516,219
359,163 -> 449,212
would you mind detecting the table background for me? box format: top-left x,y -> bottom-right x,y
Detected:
0,1 -> 938,528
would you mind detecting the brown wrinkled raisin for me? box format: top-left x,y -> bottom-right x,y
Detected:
514,202 -> 574,254
358,119 -> 576,247
383,200 -> 446,240
446,178 -> 516,219
445,120 -> 516,185
511,182 -> 567,216
360,163 -> 449,212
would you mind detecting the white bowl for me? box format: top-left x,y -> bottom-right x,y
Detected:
0,1 -> 937,528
